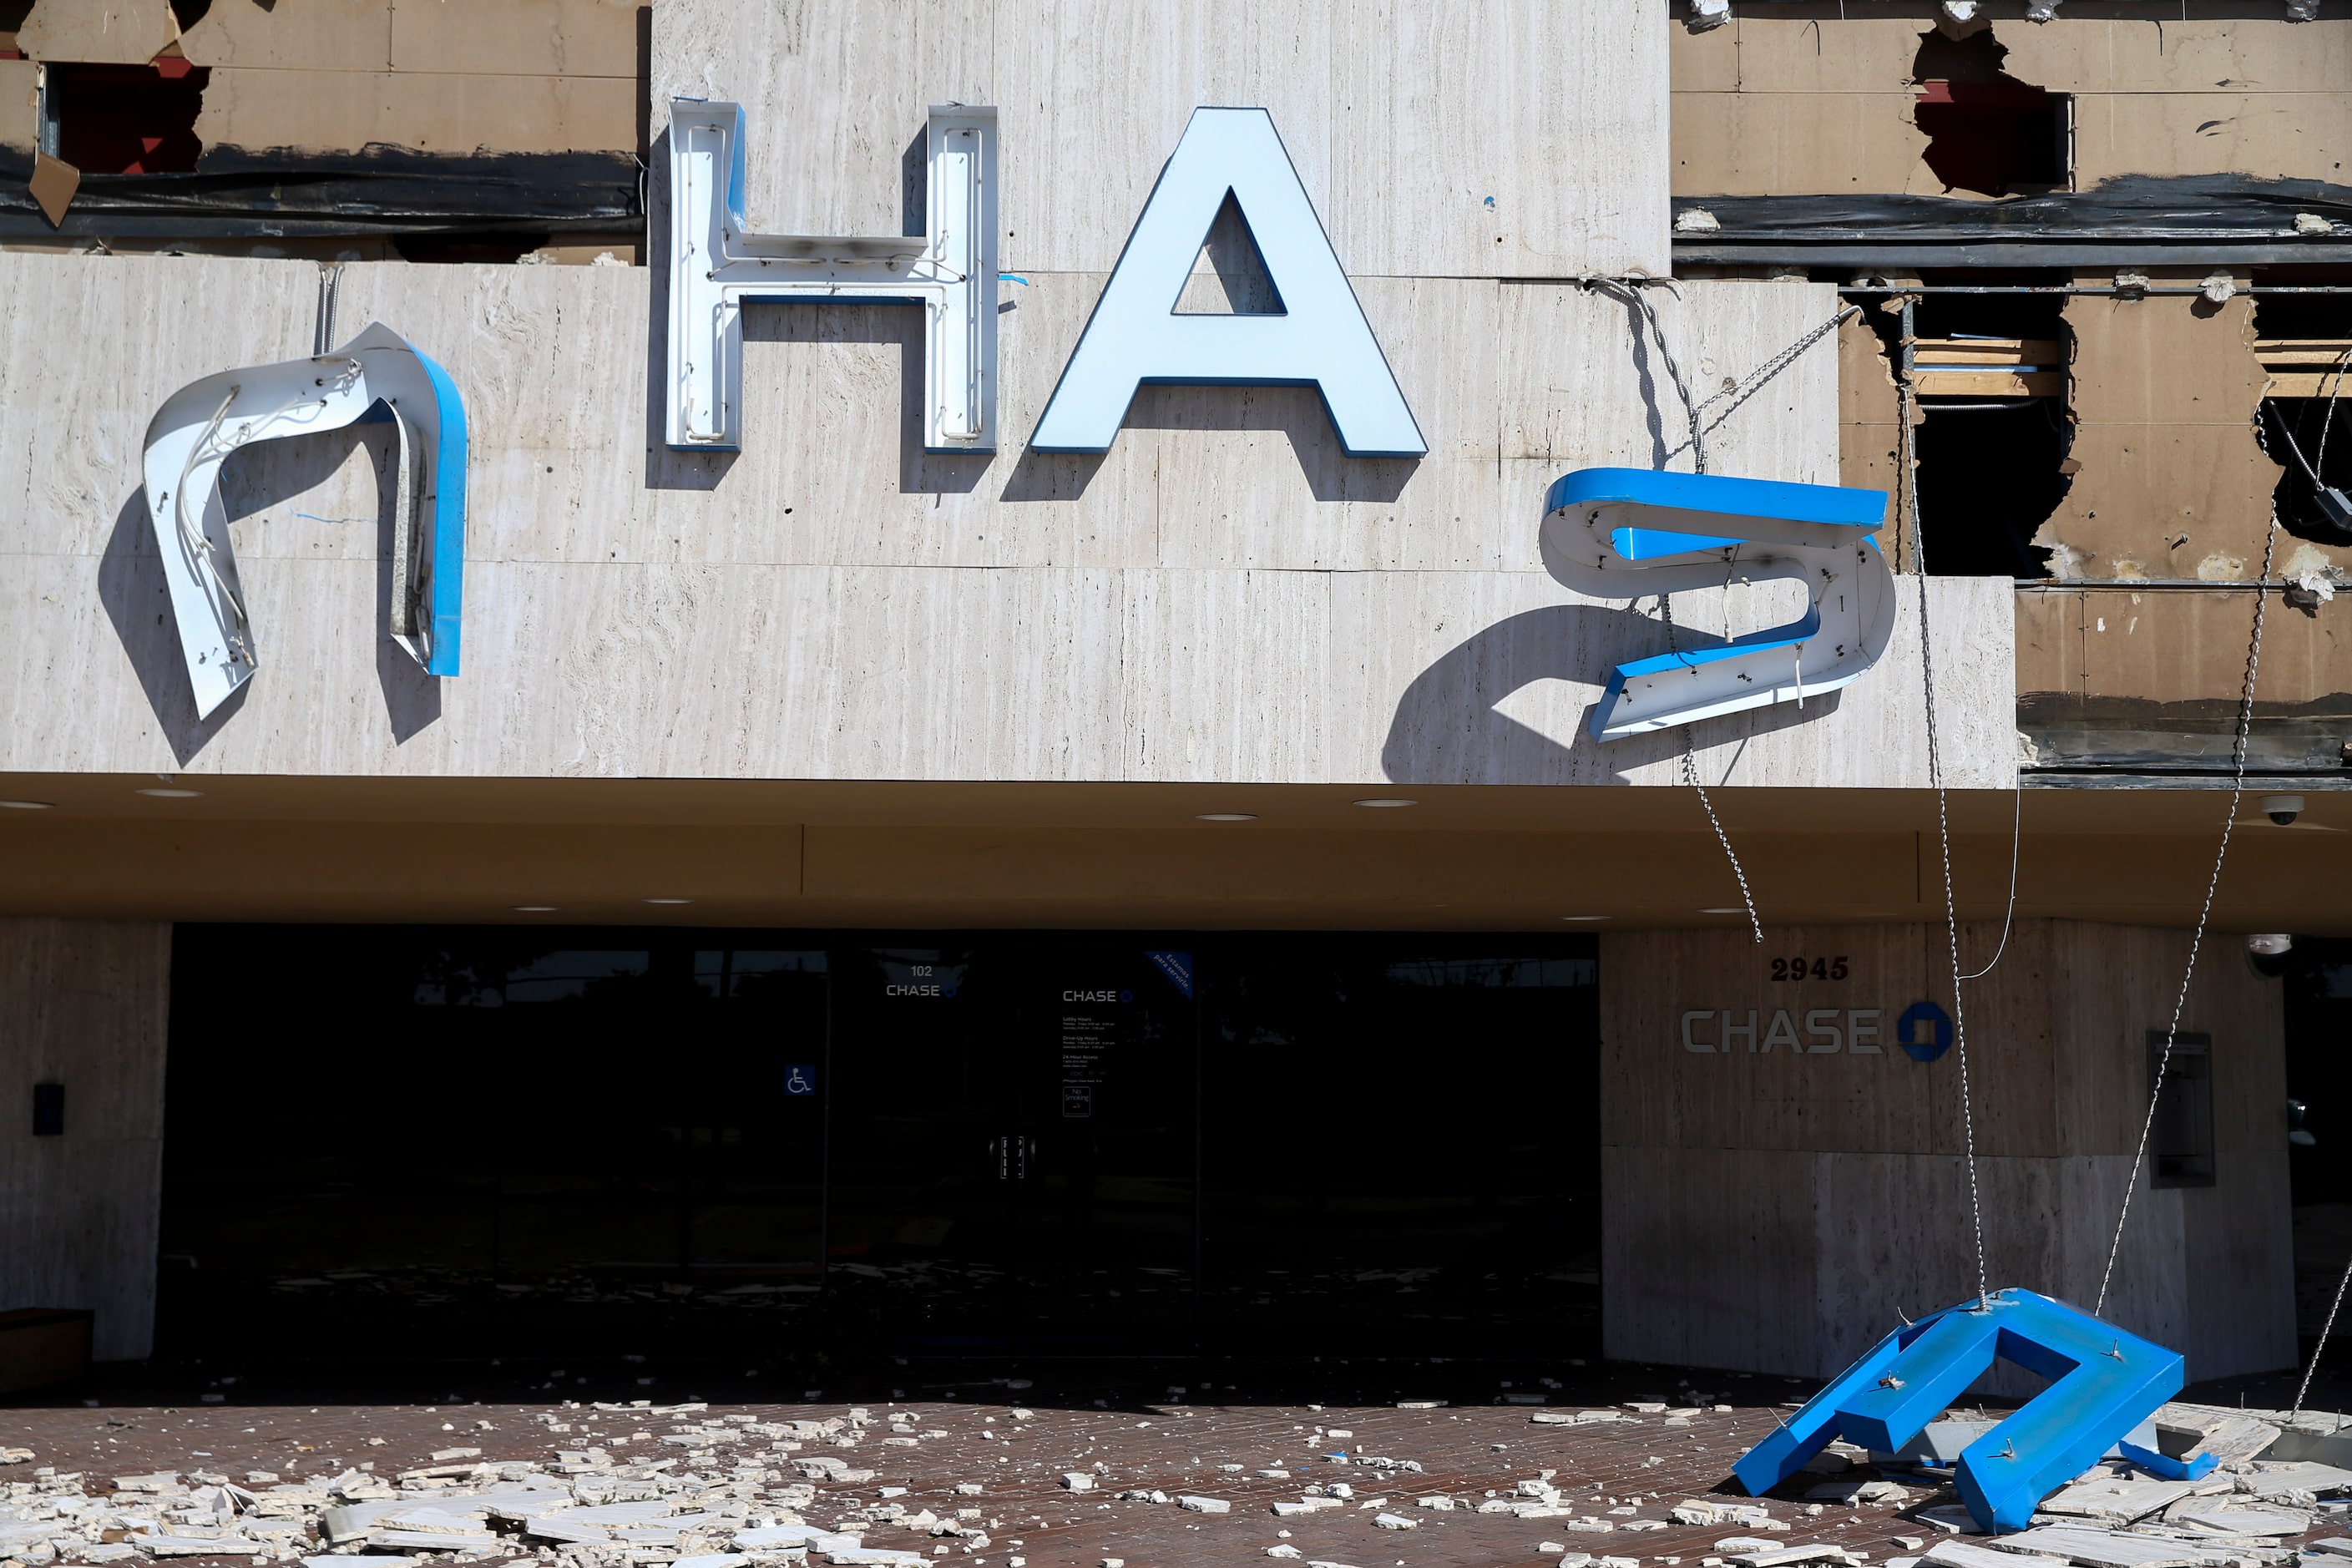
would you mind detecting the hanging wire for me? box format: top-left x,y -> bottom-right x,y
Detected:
2094,501 -> 2282,1318
1587,276 -> 1764,945
1958,777 -> 2024,982
1897,295 -> 1990,1309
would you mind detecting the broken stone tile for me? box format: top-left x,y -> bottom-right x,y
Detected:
1176,1497 -> 1229,1514
1911,1507 -> 1986,1535
2043,1479 -> 2213,1527
1060,1473 -> 1095,1492
1807,1481 -> 1910,1506
2172,1505 -> 2313,1537
2188,1422 -> 2286,1470
1371,1513 -> 1417,1530
2250,1466 -> 2352,1500
1729,1545 -> 1865,1568
1985,1527 -> 2245,1568
136,1535 -> 267,1556
1925,1540 -> 2062,1568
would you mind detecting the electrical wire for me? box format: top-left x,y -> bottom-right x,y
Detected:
1958,777 -> 2024,983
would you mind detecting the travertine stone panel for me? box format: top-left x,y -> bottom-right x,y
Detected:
0,918 -> 171,1362
651,0 -> 1667,279
0,250 -> 2000,787
1499,279 -> 1844,483
1326,0 -> 1668,279
654,0 -> 991,240
1602,920 -> 2295,1383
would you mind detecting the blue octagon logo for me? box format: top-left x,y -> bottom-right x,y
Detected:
1896,1000 -> 1954,1063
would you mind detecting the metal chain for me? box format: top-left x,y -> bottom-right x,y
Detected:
2095,503 -> 2282,1316
1660,596 -> 1764,945
1664,304 -> 1862,466
1897,316 -> 1990,1310
2294,1243 -> 2352,1421
1591,276 -> 1764,945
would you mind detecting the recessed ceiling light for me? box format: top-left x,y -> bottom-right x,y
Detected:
0,800 -> 53,810
1196,812 -> 1257,822
511,905 -> 559,913
644,898 -> 695,905
1698,907 -> 1747,915
1559,915 -> 1610,923
135,787 -> 204,798
1352,797 -> 1418,808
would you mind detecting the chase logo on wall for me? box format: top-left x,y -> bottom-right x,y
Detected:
1896,1001 -> 1954,1063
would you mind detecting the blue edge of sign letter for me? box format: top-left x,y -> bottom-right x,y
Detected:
1732,1288 -> 2215,1533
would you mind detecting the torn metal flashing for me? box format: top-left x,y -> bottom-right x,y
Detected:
1673,175 -> 2352,267
2021,695 -> 2352,776
0,144 -> 640,239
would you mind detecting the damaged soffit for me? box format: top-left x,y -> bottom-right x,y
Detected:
1673,175 -> 2352,270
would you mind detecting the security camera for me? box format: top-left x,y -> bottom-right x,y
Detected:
2263,793 -> 2306,827
2248,933 -> 2295,979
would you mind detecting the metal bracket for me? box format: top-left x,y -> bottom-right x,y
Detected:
140,321 -> 468,719
1539,468 -> 1896,740
665,98 -> 998,453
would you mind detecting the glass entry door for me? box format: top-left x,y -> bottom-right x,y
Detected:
822,942 -> 1201,1352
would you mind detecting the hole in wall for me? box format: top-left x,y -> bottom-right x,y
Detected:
1865,279 -> 2072,577
392,232 -> 553,265
2252,281 -> 2352,546
1911,28 -> 2069,199
45,61 -> 210,175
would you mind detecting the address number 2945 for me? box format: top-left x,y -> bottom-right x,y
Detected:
1771,955 -> 1850,982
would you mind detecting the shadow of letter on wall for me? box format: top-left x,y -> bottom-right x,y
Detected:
97,490 -> 245,765
1380,603 -> 1835,787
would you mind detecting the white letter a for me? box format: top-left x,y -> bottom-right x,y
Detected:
1031,108 -> 1424,458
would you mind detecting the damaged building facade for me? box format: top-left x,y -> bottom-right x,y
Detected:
0,0 -> 2346,1388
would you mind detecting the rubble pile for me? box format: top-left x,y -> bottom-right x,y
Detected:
3,1390 -> 2350,1568
0,1404 -> 999,1568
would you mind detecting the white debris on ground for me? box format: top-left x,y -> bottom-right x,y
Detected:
0,1404 -> 1002,1568
1867,1400 -> 2352,1568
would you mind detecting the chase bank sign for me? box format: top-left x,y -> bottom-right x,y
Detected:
139,99 -> 1895,743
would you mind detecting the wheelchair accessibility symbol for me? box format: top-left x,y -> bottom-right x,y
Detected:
1895,1002 -> 1953,1064
784,1065 -> 817,1096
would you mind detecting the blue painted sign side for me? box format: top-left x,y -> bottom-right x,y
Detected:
1731,1288 -> 2187,1533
